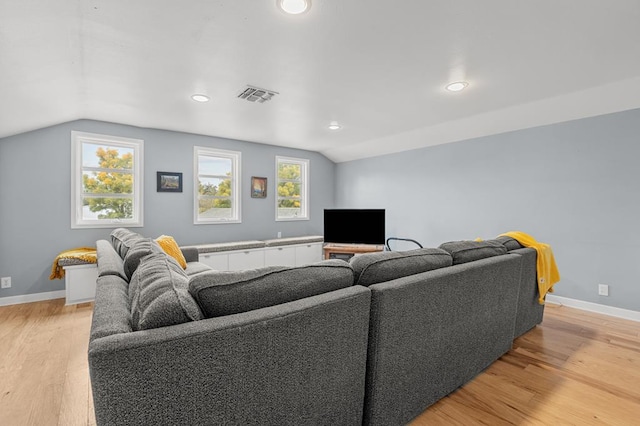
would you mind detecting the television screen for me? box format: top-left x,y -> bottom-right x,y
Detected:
324,209 -> 385,245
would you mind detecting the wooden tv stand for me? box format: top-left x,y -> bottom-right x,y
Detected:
323,243 -> 384,260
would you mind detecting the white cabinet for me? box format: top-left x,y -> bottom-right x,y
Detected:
201,249 -> 265,271
264,246 -> 297,267
228,250 -> 265,271
64,264 -> 98,305
295,243 -> 323,266
199,252 -> 229,270
198,242 -> 322,271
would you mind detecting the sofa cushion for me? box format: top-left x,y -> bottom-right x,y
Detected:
350,248 -> 453,286
189,259 -> 355,318
129,252 -> 204,331
122,238 -> 164,280
494,236 -> 524,251
156,235 -> 187,269
438,240 -> 507,265
110,228 -> 146,259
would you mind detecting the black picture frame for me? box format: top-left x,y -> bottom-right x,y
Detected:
157,172 -> 182,192
251,176 -> 267,198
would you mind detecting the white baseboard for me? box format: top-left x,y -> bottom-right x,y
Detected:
0,290 -> 66,307
546,294 -> 640,323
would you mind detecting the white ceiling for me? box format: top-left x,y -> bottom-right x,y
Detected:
2,1 -> 640,163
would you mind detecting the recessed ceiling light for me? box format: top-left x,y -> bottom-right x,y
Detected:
328,121 -> 342,130
191,94 -> 210,102
445,81 -> 469,92
277,0 -> 311,15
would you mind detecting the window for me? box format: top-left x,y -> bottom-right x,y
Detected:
194,147 -> 241,224
276,156 -> 309,221
71,131 -> 143,229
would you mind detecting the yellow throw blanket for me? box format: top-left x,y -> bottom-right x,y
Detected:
500,231 -> 560,304
50,247 -> 97,280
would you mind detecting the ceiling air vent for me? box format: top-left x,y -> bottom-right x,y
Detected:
237,85 -> 278,103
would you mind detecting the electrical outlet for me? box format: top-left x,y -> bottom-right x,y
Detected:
598,284 -> 609,296
277,231 -> 282,238
1,277 -> 11,289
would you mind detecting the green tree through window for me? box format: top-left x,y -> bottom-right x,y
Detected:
83,147 -> 134,219
276,156 -> 309,220
277,163 -> 301,208
195,147 -> 241,223
198,173 -> 232,213
72,131 -> 143,228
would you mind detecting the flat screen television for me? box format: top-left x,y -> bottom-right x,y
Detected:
324,209 -> 385,245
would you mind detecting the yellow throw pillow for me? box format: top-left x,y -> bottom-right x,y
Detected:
155,235 -> 187,269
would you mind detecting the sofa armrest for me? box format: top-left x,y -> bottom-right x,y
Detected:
509,247 -> 544,337
89,285 -> 371,426
90,275 -> 132,340
180,246 -> 199,263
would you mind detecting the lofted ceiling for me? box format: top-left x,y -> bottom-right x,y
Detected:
2,1 -> 640,163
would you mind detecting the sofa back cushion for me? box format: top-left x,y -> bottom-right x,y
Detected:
129,252 -> 204,331
494,236 -> 524,251
189,259 -> 355,318
438,240 -> 507,265
122,238 -> 164,280
110,228 -> 146,259
350,248 -> 453,286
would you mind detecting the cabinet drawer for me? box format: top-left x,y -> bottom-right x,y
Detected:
200,253 -> 229,270
264,246 -> 296,267
295,243 -> 323,266
228,250 -> 264,271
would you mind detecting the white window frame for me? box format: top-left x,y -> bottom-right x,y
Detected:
194,146 -> 242,224
275,156 -> 309,221
71,131 -> 144,229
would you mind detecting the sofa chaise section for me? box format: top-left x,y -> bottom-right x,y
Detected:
89,230 -> 372,426
89,280 -> 371,426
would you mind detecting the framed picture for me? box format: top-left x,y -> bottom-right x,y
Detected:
251,176 -> 267,198
157,172 -> 182,192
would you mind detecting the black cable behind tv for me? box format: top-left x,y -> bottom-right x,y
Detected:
323,209 -> 385,245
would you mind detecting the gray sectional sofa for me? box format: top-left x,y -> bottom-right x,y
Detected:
88,229 -> 543,426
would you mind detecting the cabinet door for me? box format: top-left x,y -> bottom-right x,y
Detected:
228,250 -> 264,271
264,246 -> 296,267
65,265 -> 98,305
200,253 -> 229,270
295,243 -> 323,266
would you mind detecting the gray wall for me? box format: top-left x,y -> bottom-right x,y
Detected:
0,119 -> 335,299
336,108 -> 640,312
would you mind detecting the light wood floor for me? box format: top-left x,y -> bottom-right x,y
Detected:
1,301 -> 638,426
411,304 -> 640,425
0,300 -> 95,426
